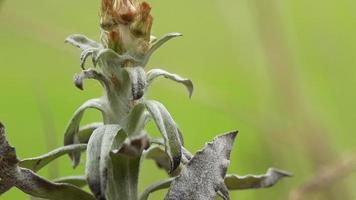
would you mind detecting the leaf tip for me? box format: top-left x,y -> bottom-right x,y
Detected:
268,168 -> 293,178
74,74 -> 84,90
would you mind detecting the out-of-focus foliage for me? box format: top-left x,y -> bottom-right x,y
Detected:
0,0 -> 355,199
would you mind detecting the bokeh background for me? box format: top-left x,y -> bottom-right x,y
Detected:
1,0 -> 356,199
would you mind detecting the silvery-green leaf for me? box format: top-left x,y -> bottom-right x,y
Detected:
85,125 -> 126,200
107,151 -> 141,200
80,48 -> 96,69
74,69 -> 112,92
165,131 -> 238,200
19,144 -> 87,172
146,69 -> 193,98
142,32 -> 182,66
225,168 -> 292,190
139,178 -> 174,200
64,98 -> 106,168
0,123 -> 95,200
123,66 -> 147,100
77,122 -> 103,143
144,100 -> 182,171
53,176 -> 87,188
144,145 -> 171,173
123,103 -> 150,137
65,34 -> 101,50
93,48 -> 137,67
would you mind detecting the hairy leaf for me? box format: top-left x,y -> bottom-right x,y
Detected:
0,123 -> 95,200
144,100 -> 182,171
63,98 -> 106,168
146,69 -> 193,98
165,131 -> 238,200
123,103 -> 150,137
53,176 -> 87,188
77,122 -> 103,143
225,168 -> 292,190
123,66 -> 147,100
142,32 -> 182,66
19,144 -> 87,172
65,34 -> 101,50
74,69 -> 111,92
139,178 -> 174,200
144,145 -> 171,172
85,125 -> 126,200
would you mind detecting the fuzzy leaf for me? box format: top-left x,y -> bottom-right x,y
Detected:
142,32 -> 182,66
85,125 -> 127,200
123,103 -> 150,137
146,69 -> 193,98
77,122 -> 103,143
225,168 -> 292,190
63,98 -> 106,168
0,123 -> 95,200
19,144 -> 87,172
74,69 -> 111,92
53,176 -> 87,188
123,66 -> 147,100
139,178 -> 174,200
65,34 -> 101,50
80,48 -> 97,69
144,145 -> 171,172
144,100 -> 182,171
165,131 -> 238,200
93,48 -> 137,67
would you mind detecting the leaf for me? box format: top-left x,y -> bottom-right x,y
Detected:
224,168 -> 292,190
85,125 -> 127,200
144,100 -> 182,171
165,131 -> 238,200
139,178 -> 174,200
77,122 -> 103,143
65,34 -> 101,50
53,176 -> 87,188
123,66 -> 147,100
93,48 -> 137,67
0,122 -> 95,200
142,32 -> 183,66
19,144 -> 87,172
74,69 -> 111,92
146,69 -> 194,98
63,98 -> 106,168
144,145 -> 171,172
122,103 -> 150,137
80,48 -> 96,69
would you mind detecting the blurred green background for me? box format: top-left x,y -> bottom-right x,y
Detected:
1,0 -> 356,199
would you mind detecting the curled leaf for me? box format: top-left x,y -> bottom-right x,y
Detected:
144,100 -> 182,171
63,98 -> 106,168
142,32 -> 183,66
123,66 -> 147,100
225,168 -> 292,190
0,123 -> 95,200
74,69 -> 111,92
80,48 -> 96,69
144,145 -> 171,172
122,103 -> 150,137
85,125 -> 126,200
77,122 -> 103,143
19,144 -> 87,172
165,131 -> 238,200
146,69 -> 193,98
139,178 -> 174,200
65,34 -> 101,50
